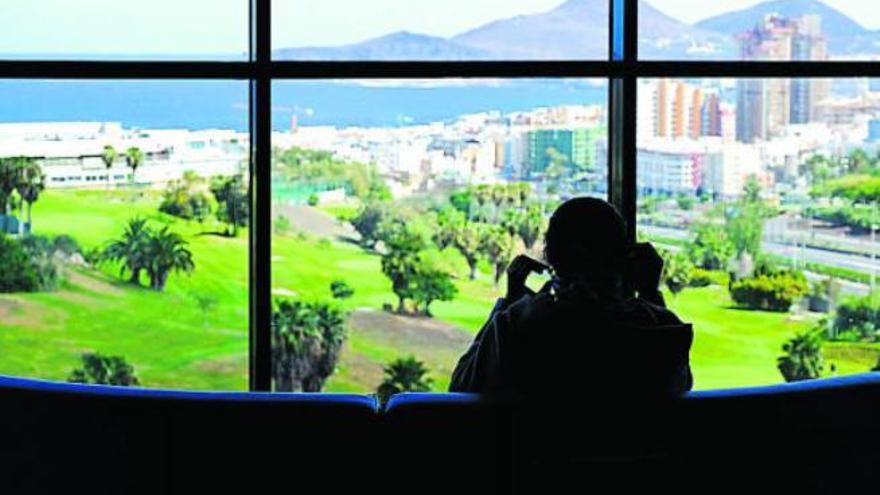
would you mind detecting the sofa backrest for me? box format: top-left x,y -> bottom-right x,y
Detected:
4,373 -> 880,494
0,376 -> 378,494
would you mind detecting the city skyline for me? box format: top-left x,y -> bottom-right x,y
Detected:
2,0 -> 880,55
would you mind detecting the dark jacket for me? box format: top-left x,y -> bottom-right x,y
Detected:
450,286 -> 693,399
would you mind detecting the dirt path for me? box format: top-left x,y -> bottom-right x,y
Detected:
332,309 -> 473,392
274,204 -> 359,242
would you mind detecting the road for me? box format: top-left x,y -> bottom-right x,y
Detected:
643,225 -> 874,296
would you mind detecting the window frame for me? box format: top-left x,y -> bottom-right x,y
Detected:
2,0 -> 880,391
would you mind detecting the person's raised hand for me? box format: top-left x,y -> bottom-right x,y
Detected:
506,255 -> 547,302
628,242 -> 664,295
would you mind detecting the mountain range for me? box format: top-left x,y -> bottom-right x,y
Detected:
274,0 -> 880,61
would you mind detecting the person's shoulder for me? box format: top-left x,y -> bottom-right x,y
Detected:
504,291 -> 558,323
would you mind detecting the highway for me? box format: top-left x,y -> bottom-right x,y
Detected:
643,225 -> 877,296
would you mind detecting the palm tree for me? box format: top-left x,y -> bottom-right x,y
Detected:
101,145 -> 118,189
144,227 -> 194,291
0,157 -> 24,232
125,147 -> 144,184
15,159 -> 45,232
377,356 -> 433,405
102,218 -> 151,285
778,330 -> 824,382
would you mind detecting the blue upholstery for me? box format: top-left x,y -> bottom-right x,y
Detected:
3,373 -> 880,494
0,374 -> 377,407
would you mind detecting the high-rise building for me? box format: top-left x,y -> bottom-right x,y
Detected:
701,93 -> 722,137
791,15 -> 828,123
653,79 -> 703,140
737,78 -> 766,143
737,13 -> 828,142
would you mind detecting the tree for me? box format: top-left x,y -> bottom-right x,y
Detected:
434,206 -> 466,250
777,330 -> 824,382
480,225 -> 515,286
449,188 -> 474,219
144,227 -> 195,291
68,353 -> 139,386
272,299 -> 347,392
663,251 -> 693,297
125,147 -> 144,183
726,203 -> 764,258
0,234 -> 39,292
330,280 -> 355,300
848,148 -> 871,173
14,158 -> 44,230
0,157 -> 25,231
210,175 -> 249,237
453,222 -> 483,280
159,171 -> 216,222
377,356 -> 433,405
380,222 -> 425,313
502,203 -> 545,251
686,223 -> 734,271
102,218 -> 152,284
743,175 -> 762,203
412,269 -> 457,317
350,202 -> 387,249
101,145 -> 118,189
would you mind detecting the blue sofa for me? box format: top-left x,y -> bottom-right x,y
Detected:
2,374 -> 880,494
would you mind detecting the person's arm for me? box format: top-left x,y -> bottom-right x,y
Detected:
629,243 -> 667,308
449,302 -> 505,393
449,256 -> 542,393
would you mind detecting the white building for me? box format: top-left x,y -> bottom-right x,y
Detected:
0,122 -> 248,189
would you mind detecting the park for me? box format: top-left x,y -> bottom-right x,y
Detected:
1,175 -> 878,392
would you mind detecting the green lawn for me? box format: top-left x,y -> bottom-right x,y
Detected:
0,189 -> 875,393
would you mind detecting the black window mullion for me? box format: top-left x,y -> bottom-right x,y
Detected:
249,0 -> 273,392
608,0 -> 638,242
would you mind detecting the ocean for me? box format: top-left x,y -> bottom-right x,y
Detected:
0,79 -> 607,132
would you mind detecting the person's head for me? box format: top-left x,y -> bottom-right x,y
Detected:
543,197 -> 629,288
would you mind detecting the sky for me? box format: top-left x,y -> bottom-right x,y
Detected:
1,0 -> 878,55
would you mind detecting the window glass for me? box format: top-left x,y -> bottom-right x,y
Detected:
1,1 -> 248,60
270,79 -> 607,393
640,1 -> 880,61
272,0 -> 609,60
0,80 -> 250,389
636,77 -> 880,388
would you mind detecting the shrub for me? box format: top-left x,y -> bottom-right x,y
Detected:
307,193 -> 320,206
777,330 -> 824,382
159,173 -> 216,222
662,251 -> 693,296
832,297 -> 880,342
730,269 -> 808,312
68,353 -> 140,386
330,280 -> 355,299
0,234 -> 40,292
688,268 -> 716,288
274,215 -> 291,235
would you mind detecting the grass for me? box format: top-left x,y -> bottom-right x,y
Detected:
1,189 -> 876,393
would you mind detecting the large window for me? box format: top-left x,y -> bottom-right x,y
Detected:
2,1 -> 879,393
636,77 -> 880,388
0,81 -> 249,389
270,79 -> 606,392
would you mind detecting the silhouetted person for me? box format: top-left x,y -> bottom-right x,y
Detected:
450,197 -> 693,398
